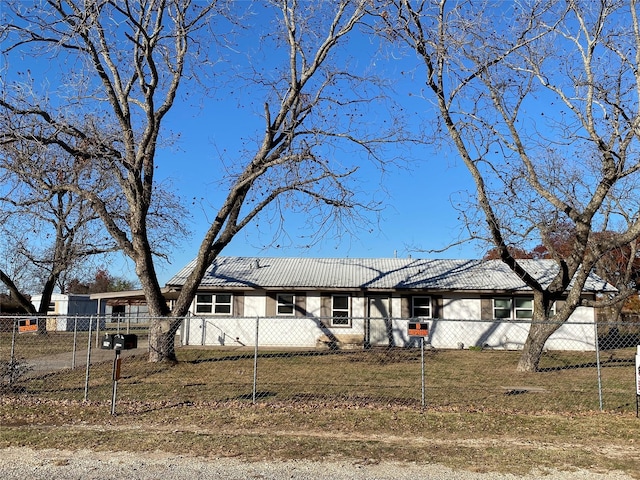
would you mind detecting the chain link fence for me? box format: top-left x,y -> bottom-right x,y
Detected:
1,314 -> 638,414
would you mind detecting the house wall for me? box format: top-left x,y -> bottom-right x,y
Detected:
243,292 -> 266,317
443,294 -> 482,319
183,291 -> 598,351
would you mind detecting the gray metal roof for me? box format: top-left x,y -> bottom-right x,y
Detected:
165,257 -> 616,293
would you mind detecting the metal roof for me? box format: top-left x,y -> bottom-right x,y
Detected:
165,257 -> 616,293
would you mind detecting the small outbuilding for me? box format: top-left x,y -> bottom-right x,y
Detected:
30,293 -> 99,331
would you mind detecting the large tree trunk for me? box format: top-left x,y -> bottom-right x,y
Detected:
517,321 -> 561,372
148,317 -> 183,363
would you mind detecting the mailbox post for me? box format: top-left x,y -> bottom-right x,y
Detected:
111,348 -> 122,416
109,334 -> 137,416
408,321 -> 429,408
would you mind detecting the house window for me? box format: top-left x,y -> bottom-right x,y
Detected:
493,298 -> 512,319
412,296 -> 431,318
196,294 -> 233,315
514,297 -> 533,319
331,295 -> 350,326
492,297 -> 534,319
277,294 -> 295,316
213,294 -> 232,314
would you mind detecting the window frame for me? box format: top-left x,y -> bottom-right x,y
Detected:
213,294 -> 233,315
195,294 -> 213,314
514,297 -> 534,319
195,293 -> 234,315
492,297 -> 513,319
276,293 -> 296,316
331,294 -> 351,327
412,296 -> 432,318
492,296 -> 535,319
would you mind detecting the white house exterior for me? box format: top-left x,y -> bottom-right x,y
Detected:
166,257 -> 615,351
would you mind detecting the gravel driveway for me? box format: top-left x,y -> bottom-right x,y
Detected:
0,447 -> 633,480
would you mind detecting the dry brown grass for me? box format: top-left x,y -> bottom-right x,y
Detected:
2,343 -> 640,476
1,396 -> 639,477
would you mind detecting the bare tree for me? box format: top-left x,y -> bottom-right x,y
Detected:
0,139 -> 119,319
1,1 -> 401,361
379,0 -> 640,371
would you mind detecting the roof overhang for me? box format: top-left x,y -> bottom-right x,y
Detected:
90,288 -> 180,305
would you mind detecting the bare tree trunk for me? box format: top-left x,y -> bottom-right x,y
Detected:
0,269 -> 36,314
35,276 -> 58,335
148,318 -> 183,363
517,322 -> 561,372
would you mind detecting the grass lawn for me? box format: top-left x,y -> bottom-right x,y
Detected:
2,338 -> 640,476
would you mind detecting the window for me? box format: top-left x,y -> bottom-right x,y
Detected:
196,294 -> 213,313
514,297 -> 533,319
213,294 -> 232,314
493,298 -> 512,319
331,295 -> 350,326
196,294 -> 233,315
412,296 -> 431,318
492,297 -> 534,319
277,294 -> 295,316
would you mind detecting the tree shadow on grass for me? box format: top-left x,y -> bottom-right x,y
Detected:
538,356 -> 634,372
185,349 -> 363,365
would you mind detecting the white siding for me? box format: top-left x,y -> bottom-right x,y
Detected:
391,296 -> 402,318
243,292 -> 266,317
352,296 -> 366,318
442,295 -> 481,320
182,293 -> 598,351
306,292 -> 321,317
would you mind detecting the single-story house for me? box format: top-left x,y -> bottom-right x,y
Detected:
165,257 -> 616,351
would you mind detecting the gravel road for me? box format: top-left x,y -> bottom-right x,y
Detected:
0,447 -> 633,480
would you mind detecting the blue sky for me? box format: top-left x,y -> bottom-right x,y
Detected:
149,132 -> 479,285
115,7 -> 484,286
0,3 -> 484,288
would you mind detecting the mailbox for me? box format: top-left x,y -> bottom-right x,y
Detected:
113,334 -> 138,350
101,334 -> 115,349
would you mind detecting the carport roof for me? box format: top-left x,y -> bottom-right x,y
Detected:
165,257 -> 616,293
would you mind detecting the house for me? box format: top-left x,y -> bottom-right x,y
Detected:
165,257 -> 616,351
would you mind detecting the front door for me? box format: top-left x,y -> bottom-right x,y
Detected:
367,296 -> 392,346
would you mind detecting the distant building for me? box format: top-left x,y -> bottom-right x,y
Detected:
30,293 -> 99,331
89,289 -> 174,323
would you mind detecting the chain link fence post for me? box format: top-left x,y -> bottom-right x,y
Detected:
71,316 -> 78,370
84,315 -> 93,402
594,320 -> 604,411
2,314 -> 637,414
8,318 -> 18,388
252,316 -> 259,404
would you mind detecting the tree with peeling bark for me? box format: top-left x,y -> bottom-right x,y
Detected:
379,0 -> 640,371
1,1 -> 400,361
